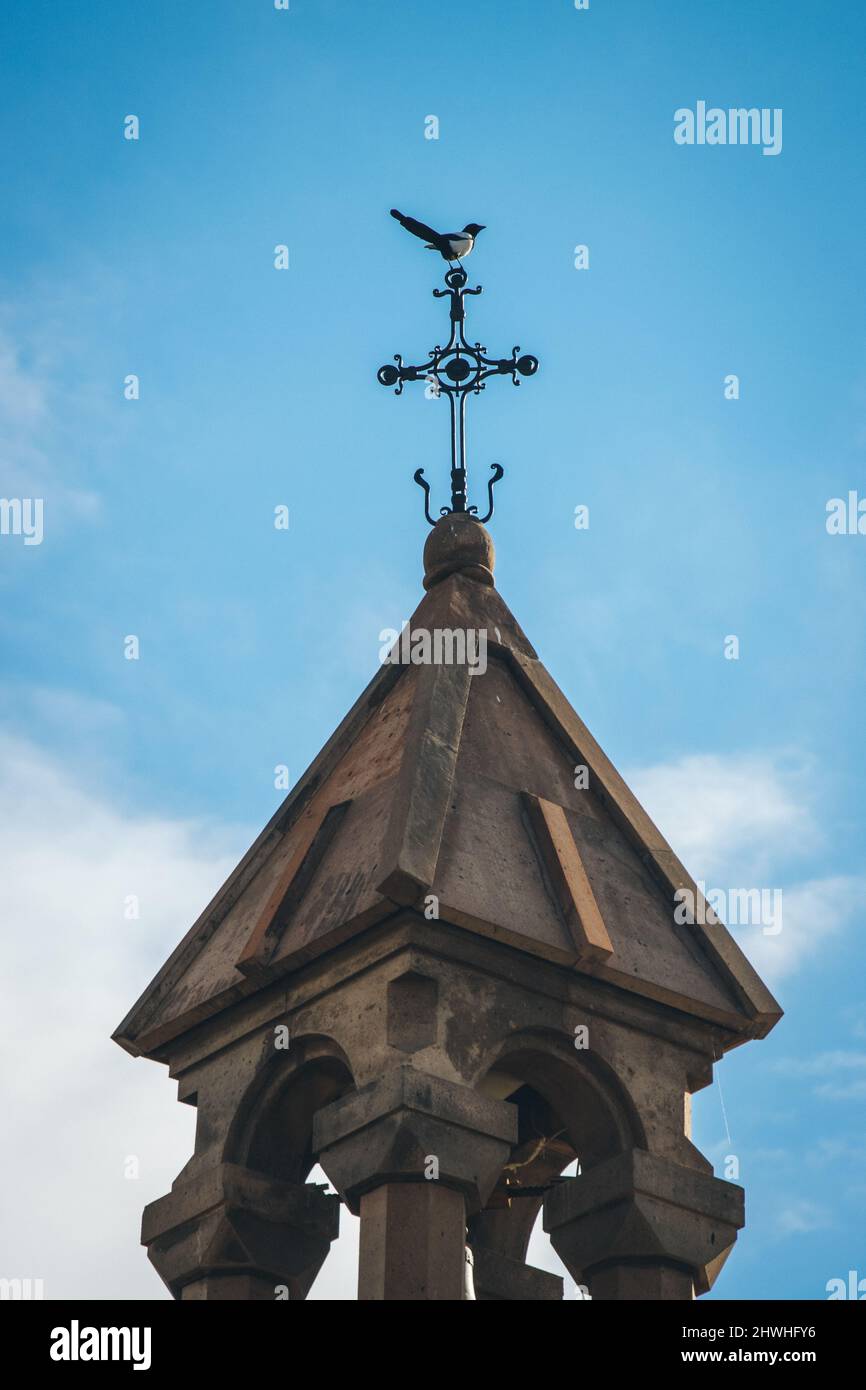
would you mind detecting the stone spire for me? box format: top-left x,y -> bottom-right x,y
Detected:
114,511 -> 780,1300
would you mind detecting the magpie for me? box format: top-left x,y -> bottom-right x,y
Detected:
390,209 -> 486,264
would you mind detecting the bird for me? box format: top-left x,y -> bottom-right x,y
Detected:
390,209 -> 486,265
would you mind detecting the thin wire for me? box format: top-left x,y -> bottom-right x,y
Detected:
716,1062 -> 732,1147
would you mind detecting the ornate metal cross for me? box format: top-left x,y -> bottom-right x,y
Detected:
377,264 -> 539,525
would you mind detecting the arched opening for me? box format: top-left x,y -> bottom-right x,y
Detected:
225,1035 -> 357,1298
469,1034 -> 643,1299
228,1035 -> 355,1184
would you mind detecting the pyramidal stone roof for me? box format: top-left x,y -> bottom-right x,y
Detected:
114,515 -> 782,1058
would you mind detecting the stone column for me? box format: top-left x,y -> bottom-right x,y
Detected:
313,1066 -> 517,1301
359,1183 -> 467,1300
543,1149 -> 744,1301
142,1162 -> 340,1301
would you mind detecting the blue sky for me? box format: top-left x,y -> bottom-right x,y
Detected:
1,0 -> 864,1300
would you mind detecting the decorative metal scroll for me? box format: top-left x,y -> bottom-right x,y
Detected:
377,265 -> 538,524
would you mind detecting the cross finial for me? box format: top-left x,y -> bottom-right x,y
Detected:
377,255 -> 539,525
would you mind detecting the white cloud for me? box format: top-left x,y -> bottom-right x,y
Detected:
776,1200 -> 833,1236
629,752 -> 864,985
771,1051 -> 866,1077
629,752 -> 816,883
0,332 -> 45,428
0,732 -> 242,1299
770,1050 -> 866,1102
0,730 -> 366,1300
805,1138 -> 866,1168
0,324 -> 100,522
815,1080 -> 866,1101
731,875 -> 863,985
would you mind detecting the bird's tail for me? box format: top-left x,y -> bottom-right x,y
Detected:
390,208 -> 443,248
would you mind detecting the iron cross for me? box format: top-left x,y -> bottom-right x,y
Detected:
377,263 -> 539,525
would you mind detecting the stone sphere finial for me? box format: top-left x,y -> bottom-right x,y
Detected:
422,512 -> 495,590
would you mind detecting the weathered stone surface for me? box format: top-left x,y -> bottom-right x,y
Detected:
471,1246 -> 564,1301
313,1066 -> 517,1212
114,560 -> 780,1056
423,512 -> 495,590
544,1149 -> 744,1299
376,658 -> 472,906
386,970 -> 439,1052
359,1183 -> 467,1300
180,1273 -> 278,1300
143,1163 -> 339,1301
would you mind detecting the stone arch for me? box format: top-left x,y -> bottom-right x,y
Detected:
226,1033 -> 356,1184
484,1027 -> 646,1164
468,1028 -> 646,1288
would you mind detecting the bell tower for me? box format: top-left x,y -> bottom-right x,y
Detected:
113,247 -> 781,1301
113,513 -> 781,1301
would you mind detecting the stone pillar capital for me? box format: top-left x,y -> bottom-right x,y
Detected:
313,1066 -> 518,1214
142,1162 -> 340,1300
544,1149 -> 744,1297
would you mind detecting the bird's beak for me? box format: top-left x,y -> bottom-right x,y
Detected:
477,225 -> 486,231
